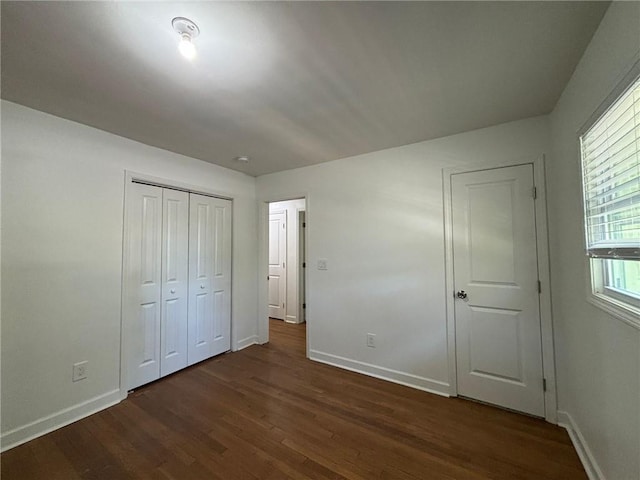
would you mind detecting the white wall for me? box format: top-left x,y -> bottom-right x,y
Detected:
269,199 -> 306,324
0,101 -> 258,449
548,3 -> 640,479
257,115 -> 550,394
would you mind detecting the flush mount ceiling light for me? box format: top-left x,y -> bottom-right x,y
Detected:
172,17 -> 200,60
234,156 -> 250,163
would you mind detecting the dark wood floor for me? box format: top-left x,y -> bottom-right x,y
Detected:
2,319 -> 586,479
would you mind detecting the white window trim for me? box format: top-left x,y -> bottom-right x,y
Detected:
585,258 -> 640,330
579,56 -> 640,331
603,286 -> 640,309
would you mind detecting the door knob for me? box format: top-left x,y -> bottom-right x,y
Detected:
456,290 -> 468,300
170,289 -> 176,294
200,284 -> 205,289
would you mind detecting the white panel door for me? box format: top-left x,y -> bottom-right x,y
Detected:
452,164 -> 544,416
126,183 -> 163,390
160,189 -> 189,377
188,193 -> 232,365
268,211 -> 286,319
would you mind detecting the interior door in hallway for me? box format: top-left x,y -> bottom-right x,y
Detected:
451,164 -> 544,417
188,193 -> 232,365
268,211 -> 286,319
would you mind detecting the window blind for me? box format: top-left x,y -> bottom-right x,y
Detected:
581,76 -> 640,260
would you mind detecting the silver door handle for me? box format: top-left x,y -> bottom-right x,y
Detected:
456,290 -> 468,299
170,289 -> 176,294
200,284 -> 205,289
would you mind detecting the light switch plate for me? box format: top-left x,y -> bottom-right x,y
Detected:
366,333 -> 376,348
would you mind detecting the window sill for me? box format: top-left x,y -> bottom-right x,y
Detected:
587,292 -> 640,331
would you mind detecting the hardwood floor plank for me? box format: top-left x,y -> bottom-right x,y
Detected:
52,422 -> 135,480
1,439 -> 45,479
29,436 -> 82,480
1,319 -> 586,479
82,414 -> 161,480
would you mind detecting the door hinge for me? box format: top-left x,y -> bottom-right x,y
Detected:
543,378 -> 547,392
283,262 -> 285,268
303,262 -> 306,268
282,303 -> 285,308
303,303 -> 306,309
303,222 -> 306,228
537,280 -> 542,294
532,186 -> 537,199
283,224 -> 285,229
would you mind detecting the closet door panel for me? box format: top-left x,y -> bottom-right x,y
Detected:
126,183 -> 163,389
188,194 -> 232,364
210,199 -> 232,357
160,189 -> 189,377
188,194 -> 214,365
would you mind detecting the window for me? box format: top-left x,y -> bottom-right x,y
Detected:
580,74 -> 640,325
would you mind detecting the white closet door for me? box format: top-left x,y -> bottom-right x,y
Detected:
188,194 -> 232,365
160,189 -> 189,377
126,183 -> 163,390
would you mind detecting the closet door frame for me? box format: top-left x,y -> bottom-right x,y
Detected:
121,171 -> 234,400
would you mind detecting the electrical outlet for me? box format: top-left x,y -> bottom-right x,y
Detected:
366,333 -> 376,348
72,361 -> 88,382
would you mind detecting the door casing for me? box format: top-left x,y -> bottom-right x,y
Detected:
299,211 -> 307,324
443,155 -> 557,423
258,195 -> 310,355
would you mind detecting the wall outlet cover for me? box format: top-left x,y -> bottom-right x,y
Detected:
72,361 -> 88,382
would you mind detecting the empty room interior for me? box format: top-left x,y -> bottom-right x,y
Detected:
1,1 -> 639,479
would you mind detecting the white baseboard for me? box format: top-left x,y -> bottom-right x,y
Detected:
557,410 -> 605,480
309,349 -> 450,397
1,389 -> 121,452
236,335 -> 259,351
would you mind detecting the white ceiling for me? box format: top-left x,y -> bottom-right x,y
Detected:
1,1 -> 608,176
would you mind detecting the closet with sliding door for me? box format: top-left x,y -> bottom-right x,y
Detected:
123,181 -> 232,391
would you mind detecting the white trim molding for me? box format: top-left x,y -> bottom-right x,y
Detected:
586,289 -> 640,331
1,389 -> 121,452
258,193 -> 310,352
236,335 -> 259,351
557,410 -> 605,480
309,350 -> 450,397
442,155 -> 558,423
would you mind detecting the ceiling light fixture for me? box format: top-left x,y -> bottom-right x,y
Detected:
172,17 -> 200,60
235,156 -> 250,163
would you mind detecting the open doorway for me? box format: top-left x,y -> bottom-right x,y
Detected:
267,199 -> 307,352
